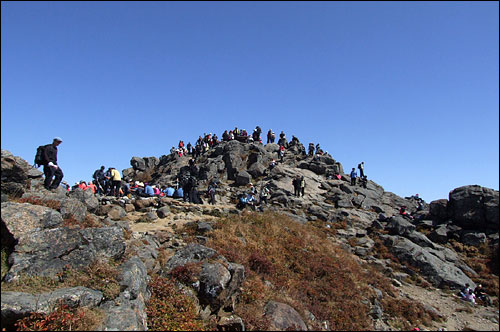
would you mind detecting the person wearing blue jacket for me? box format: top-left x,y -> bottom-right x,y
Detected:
350,168 -> 357,186
143,183 -> 155,197
164,186 -> 175,197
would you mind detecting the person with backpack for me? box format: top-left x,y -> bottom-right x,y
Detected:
39,137 -> 64,190
267,129 -> 275,144
308,143 -> 315,156
315,143 -> 321,155
93,166 -> 106,195
358,162 -> 365,178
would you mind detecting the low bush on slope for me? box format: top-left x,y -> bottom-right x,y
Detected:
204,211 -> 439,330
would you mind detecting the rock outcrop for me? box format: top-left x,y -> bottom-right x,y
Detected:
1,143 -> 498,331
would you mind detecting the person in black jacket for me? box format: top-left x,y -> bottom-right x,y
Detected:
43,137 -> 64,190
92,166 -> 106,195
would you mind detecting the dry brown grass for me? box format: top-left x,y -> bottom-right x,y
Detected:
1,260 -> 121,300
63,214 -> 101,229
203,211 -> 445,330
14,197 -> 61,210
382,297 -> 443,330
447,240 -> 500,297
207,211 -> 378,330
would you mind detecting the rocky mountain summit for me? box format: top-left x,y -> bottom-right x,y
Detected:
1,142 -> 498,331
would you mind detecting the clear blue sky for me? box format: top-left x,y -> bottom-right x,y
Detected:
2,1 -> 498,202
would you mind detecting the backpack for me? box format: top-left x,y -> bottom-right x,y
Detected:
34,145 -> 47,167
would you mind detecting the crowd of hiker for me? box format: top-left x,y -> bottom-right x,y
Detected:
36,129 -> 379,212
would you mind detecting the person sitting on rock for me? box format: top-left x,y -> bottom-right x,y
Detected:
87,181 -> 97,194
246,192 -> 257,209
399,206 -> 414,220
416,200 -> 425,211
474,284 -> 492,306
269,159 -> 277,176
360,175 -> 368,189
464,289 -> 476,304
140,182 -> 155,197
78,180 -> 88,191
249,183 -> 256,195
236,193 -> 248,210
153,185 -> 161,196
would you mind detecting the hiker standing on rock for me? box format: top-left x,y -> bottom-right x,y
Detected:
300,176 -> 306,197
358,162 -> 365,178
42,137 -> 64,190
292,176 -> 301,197
350,168 -> 357,186
259,185 -> 270,211
208,179 -> 218,205
279,144 -> 285,162
267,129 -> 275,144
308,143 -> 315,156
110,167 -> 122,197
92,166 -> 106,195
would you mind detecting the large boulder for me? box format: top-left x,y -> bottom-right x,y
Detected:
144,157 -> 159,170
60,198 -> 87,222
1,150 -> 43,184
264,301 -> 307,331
1,202 -> 63,241
119,257 -> 150,301
4,226 -> 125,282
198,262 -> 232,309
428,225 -> 449,244
130,157 -> 146,171
68,187 -> 99,213
235,171 -> 252,186
380,235 -> 475,289
387,216 -> 416,236
1,287 -> 103,327
448,185 -> 499,231
161,243 -> 217,274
